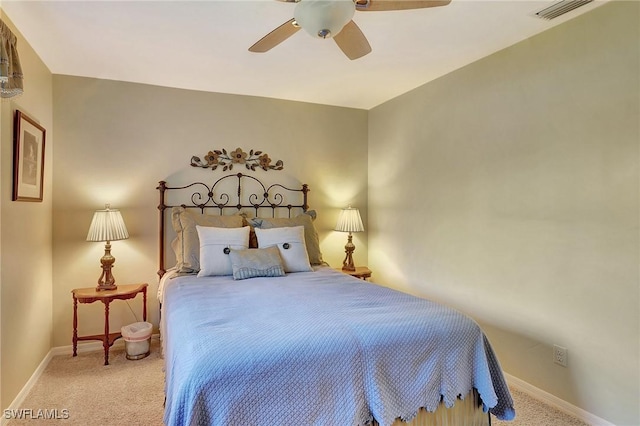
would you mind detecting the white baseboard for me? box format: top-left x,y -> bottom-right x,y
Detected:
504,373 -> 615,426
50,333 -> 160,357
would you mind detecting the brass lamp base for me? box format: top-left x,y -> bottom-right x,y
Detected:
341,233 -> 356,272
96,242 -> 118,291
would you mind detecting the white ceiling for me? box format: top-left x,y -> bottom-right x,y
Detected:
3,0 -> 606,110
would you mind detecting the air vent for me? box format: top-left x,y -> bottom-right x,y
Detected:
534,0 -> 593,20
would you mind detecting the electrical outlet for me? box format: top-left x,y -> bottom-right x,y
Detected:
553,345 -> 568,367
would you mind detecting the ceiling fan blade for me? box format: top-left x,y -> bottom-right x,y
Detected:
249,18 -> 301,53
333,20 -> 372,60
355,0 -> 451,11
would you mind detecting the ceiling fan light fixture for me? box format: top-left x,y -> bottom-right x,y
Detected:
294,0 -> 356,39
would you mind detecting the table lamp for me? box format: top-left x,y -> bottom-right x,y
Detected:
86,204 -> 129,291
335,206 -> 364,272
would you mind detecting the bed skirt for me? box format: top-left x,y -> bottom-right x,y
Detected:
382,390 -> 489,426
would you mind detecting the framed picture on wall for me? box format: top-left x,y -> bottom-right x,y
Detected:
13,110 -> 46,202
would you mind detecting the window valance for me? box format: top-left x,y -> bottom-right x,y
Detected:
0,19 -> 23,98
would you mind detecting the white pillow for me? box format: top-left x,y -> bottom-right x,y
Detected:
196,226 -> 250,277
254,226 -> 312,273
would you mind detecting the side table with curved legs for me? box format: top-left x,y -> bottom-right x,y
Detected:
72,283 -> 148,365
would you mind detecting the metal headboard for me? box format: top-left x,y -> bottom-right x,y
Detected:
157,172 -> 309,278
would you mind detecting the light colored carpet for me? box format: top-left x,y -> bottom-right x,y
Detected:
11,341 -> 165,426
493,388 -> 590,426
12,341 -> 590,425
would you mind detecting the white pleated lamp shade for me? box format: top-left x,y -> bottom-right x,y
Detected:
86,204 -> 129,242
335,206 -> 364,233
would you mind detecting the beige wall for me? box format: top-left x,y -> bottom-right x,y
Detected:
368,2 -> 638,425
51,76 -> 368,347
0,13 -> 53,410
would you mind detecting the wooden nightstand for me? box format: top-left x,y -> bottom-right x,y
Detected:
337,266 -> 372,280
72,283 -> 148,365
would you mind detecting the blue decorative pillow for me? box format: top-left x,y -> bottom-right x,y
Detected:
229,246 -> 285,280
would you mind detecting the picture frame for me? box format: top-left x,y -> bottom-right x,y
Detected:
13,110 -> 46,202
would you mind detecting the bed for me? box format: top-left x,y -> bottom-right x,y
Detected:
157,173 -> 515,426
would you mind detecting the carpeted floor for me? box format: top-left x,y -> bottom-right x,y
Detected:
492,388 -> 589,426
11,341 -> 165,425
11,341 -> 590,425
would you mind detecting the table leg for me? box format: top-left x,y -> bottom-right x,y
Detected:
143,287 -> 147,322
104,300 -> 111,366
72,296 -> 78,357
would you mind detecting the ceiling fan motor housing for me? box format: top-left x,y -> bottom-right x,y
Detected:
294,0 -> 356,39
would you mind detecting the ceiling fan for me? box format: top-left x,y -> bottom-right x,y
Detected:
249,0 -> 451,60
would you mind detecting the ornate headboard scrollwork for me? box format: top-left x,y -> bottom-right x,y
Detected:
157,172 -> 309,278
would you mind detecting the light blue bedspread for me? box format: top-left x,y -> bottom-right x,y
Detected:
162,267 -> 515,426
